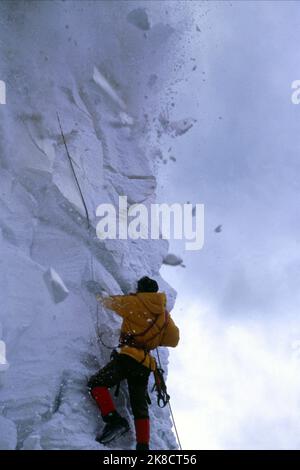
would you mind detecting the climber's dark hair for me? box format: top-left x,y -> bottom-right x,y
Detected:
137,276 -> 159,293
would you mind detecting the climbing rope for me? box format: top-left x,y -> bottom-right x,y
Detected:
156,347 -> 182,451
57,112 -> 101,346
56,112 -> 90,230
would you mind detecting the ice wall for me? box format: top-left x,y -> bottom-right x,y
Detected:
0,0 -> 192,450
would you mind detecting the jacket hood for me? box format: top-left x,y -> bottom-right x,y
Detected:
136,292 -> 166,315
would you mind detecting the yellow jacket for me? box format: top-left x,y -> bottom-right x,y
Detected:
101,292 -> 179,370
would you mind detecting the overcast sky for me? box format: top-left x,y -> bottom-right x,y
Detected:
158,1 -> 300,449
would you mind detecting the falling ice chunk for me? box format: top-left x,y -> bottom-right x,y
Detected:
169,117 -> 197,137
158,113 -> 196,137
93,66 -> 126,110
43,267 -> 69,304
127,8 -> 151,31
119,111 -> 134,127
214,224 -> 222,233
162,253 -> 183,267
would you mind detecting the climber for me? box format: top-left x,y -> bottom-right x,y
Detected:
87,276 -> 180,451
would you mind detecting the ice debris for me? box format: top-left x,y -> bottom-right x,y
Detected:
127,8 -> 151,31
162,253 -> 183,267
43,267 -> 69,304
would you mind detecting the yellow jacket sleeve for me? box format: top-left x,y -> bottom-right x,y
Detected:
102,295 -> 131,318
160,316 -> 180,347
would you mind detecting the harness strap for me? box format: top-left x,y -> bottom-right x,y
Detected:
118,302 -> 170,372
119,309 -> 169,351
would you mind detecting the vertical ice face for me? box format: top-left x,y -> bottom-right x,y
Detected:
0,0 -> 192,450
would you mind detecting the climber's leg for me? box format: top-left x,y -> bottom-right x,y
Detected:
134,418 -> 150,451
89,385 -> 116,418
87,357 -> 129,443
88,359 -> 122,420
127,362 -> 151,450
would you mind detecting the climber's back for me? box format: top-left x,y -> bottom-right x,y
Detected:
102,276 -> 179,368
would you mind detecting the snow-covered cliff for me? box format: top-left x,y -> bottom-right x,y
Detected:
0,0 -> 193,450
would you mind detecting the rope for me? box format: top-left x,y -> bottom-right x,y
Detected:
56,112 -> 90,229
156,347 -> 182,451
98,331 -> 118,350
90,255 -> 102,347
57,112 -> 101,347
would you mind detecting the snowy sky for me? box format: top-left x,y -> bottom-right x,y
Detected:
158,0 -> 300,449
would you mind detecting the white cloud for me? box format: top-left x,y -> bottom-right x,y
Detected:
168,300 -> 300,449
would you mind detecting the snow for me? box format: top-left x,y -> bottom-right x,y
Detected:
43,267 -> 70,304
0,0 -> 190,451
0,416 -> 17,450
